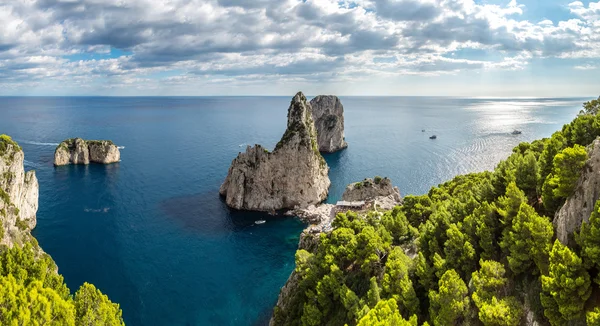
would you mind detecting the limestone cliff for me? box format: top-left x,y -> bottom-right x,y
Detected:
0,135 -> 39,247
219,92 -> 330,211
54,138 -> 120,166
554,138 -> 600,245
309,95 -> 347,153
342,176 -> 402,204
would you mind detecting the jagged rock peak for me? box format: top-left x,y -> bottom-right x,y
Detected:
219,92 -> 330,211
54,138 -> 120,166
0,135 -> 39,247
554,137 -> 600,245
310,95 -> 348,153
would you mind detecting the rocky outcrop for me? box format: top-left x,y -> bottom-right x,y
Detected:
0,135 -> 39,247
310,95 -> 347,153
54,138 -> 120,166
554,138 -> 600,245
342,176 -> 402,203
219,92 -> 330,211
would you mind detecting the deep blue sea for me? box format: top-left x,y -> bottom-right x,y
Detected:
0,96 -> 588,325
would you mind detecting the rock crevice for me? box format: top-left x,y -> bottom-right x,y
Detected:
310,95 -> 347,153
0,135 -> 39,247
220,92 -> 330,211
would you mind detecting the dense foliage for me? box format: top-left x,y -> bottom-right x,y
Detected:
0,241 -> 124,325
273,98 -> 600,326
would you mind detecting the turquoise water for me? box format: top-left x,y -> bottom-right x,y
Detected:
0,96 -> 587,325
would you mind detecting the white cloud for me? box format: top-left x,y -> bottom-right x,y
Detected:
0,0 -> 598,94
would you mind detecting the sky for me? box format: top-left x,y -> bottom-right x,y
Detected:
2,0 -> 600,97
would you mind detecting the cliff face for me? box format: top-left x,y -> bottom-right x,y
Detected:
554,138 -> 600,245
342,177 -> 402,203
0,135 -> 39,247
309,95 -> 347,153
54,138 -> 120,166
220,92 -> 330,211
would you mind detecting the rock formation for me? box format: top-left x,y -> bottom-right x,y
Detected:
554,138 -> 600,245
309,95 -> 347,153
342,176 -> 402,204
54,138 -> 120,166
219,92 -> 330,211
0,135 -> 39,247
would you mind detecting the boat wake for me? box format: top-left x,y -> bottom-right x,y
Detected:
23,160 -> 41,168
84,207 -> 111,213
18,140 -> 59,146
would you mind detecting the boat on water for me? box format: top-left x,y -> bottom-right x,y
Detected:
422,129 -> 425,132
511,130 -> 522,135
429,135 -> 437,139
255,220 -> 266,225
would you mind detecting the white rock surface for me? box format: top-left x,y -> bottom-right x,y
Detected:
0,137 -> 39,247
342,177 -> 402,203
54,138 -> 120,166
219,92 -> 330,211
310,95 -> 347,153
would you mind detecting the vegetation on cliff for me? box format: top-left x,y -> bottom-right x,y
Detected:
0,137 -> 124,325
273,98 -> 600,326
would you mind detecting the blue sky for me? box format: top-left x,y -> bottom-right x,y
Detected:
1,0 -> 600,97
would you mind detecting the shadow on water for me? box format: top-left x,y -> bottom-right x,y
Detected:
34,163 -> 143,326
159,190 -> 295,235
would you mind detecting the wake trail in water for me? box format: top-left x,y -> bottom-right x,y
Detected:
23,160 -> 42,168
18,140 -> 59,146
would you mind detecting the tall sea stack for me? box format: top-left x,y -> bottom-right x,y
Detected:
310,95 -> 348,153
0,135 -> 39,247
219,92 -> 330,211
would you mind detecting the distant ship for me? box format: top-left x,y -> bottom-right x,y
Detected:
511,130 -> 522,135
422,129 -> 425,132
255,220 -> 266,225
429,135 -> 437,139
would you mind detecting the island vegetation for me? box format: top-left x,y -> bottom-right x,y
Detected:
0,135 -> 124,325
272,97 -> 600,326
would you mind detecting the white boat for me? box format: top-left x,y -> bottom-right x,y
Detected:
255,220 -> 266,225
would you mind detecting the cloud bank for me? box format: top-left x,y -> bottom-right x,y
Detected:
1,0 -> 600,95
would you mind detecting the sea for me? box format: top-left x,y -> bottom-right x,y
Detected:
0,96 -> 588,325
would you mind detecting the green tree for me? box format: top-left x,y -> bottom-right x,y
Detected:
471,260 -> 522,326
74,282 -> 124,326
0,274 -> 75,326
357,299 -> 418,326
382,247 -> 419,318
542,145 -> 587,212
581,96 -> 600,115
443,223 -> 477,280
577,199 -> 600,284
428,269 -> 469,326
514,152 -> 539,199
500,203 -> 553,275
588,308 -> 600,326
541,240 -> 591,325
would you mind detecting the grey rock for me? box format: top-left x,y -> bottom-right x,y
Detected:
342,177 -> 402,203
0,138 -> 39,247
554,138 -> 600,245
54,138 -> 120,166
220,92 -> 330,211
310,95 -> 348,153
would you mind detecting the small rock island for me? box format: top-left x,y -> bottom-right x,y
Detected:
310,95 -> 348,153
54,138 -> 120,166
219,92 -> 330,211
